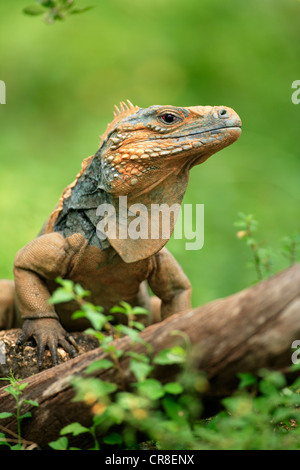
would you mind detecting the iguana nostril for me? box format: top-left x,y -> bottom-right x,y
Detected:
218,108 -> 229,118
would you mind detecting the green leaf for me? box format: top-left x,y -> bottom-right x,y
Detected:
39,0 -> 56,7
129,359 -> 153,382
128,320 -> 145,331
83,328 -> 105,343
103,432 -> 123,445
85,359 -> 114,374
237,372 -> 257,389
55,277 -> 74,290
4,385 -> 20,399
131,307 -> 149,315
60,0 -> 75,10
60,422 -> 89,436
0,433 -> 10,447
72,377 -> 117,401
69,6 -> 94,15
162,395 -> 186,423
88,378 -> 118,396
273,407 -> 297,423
23,399 -> 39,407
164,382 -> 183,395
258,370 -> 287,390
289,362 -> 300,372
23,6 -> 45,16
125,351 -> 149,363
222,396 -> 253,416
73,307 -> 106,331
48,436 -> 69,450
119,300 -> 132,310
99,335 -> 114,346
116,325 -> 142,342
135,379 -> 165,400
74,283 -> 90,298
153,346 -> 186,365
20,412 -> 32,420
0,412 -> 13,419
117,392 -> 149,411
259,379 -> 279,396
10,443 -> 24,450
110,305 -> 126,314
48,288 -> 74,304
18,382 -> 29,391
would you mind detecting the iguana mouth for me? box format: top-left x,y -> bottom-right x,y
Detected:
207,125 -> 242,134
166,125 -> 242,140
145,125 -> 242,141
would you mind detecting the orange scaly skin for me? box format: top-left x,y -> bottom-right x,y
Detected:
0,101 -> 242,367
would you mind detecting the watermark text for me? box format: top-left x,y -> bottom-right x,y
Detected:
291,340 -> 300,364
291,80 -> 300,104
0,80 -> 6,104
96,197 -> 204,251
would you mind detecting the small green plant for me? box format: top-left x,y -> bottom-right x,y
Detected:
47,278 -> 300,450
235,213 -> 273,281
23,0 -> 93,24
281,233 -> 300,266
49,278 -> 152,390
0,373 -> 39,450
235,212 -> 299,281
47,278 -> 201,449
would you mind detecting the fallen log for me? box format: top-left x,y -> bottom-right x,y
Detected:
0,263 -> 299,448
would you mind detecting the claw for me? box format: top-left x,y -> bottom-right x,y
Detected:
66,334 -> 79,352
17,318 -> 78,368
37,342 -> 46,369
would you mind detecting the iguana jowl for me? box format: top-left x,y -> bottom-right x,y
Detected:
0,101 -> 241,367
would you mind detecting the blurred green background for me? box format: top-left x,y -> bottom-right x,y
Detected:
0,0 -> 299,308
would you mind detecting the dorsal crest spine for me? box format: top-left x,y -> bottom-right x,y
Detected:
99,99 -> 140,146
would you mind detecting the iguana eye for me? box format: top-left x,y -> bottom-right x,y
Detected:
160,113 -> 178,124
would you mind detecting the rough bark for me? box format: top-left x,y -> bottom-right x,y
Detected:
0,263 -> 299,449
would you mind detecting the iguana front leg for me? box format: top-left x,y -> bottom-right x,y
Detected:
14,232 -> 79,367
148,248 -> 192,320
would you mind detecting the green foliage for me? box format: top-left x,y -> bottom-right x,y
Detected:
49,364 -> 300,450
153,346 -> 187,365
281,234 -> 300,266
235,213 -> 299,282
23,0 -> 93,24
195,371 -> 300,450
46,279 -> 300,450
0,373 -> 39,450
2,276 -> 300,450
235,213 -> 272,280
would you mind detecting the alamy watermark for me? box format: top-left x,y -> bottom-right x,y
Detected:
0,340 -> 6,365
0,80 -> 6,104
291,340 -> 300,365
96,197 -> 204,250
291,80 -> 300,105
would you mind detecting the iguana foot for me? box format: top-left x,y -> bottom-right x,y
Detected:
16,318 -> 78,368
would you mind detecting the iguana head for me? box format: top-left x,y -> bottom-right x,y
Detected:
92,101 -> 241,262
98,100 -> 241,197
50,101 -> 242,263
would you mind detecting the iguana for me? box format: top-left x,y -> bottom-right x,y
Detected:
0,101 -> 241,367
